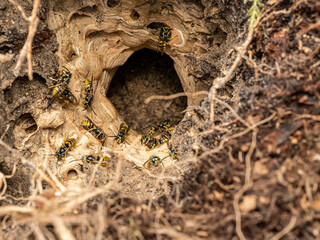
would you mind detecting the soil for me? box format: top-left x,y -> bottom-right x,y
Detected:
0,0 -> 319,239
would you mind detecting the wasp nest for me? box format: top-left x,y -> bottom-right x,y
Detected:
18,0 -> 233,190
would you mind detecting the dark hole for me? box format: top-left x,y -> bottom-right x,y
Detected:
0,45 -> 13,54
79,5 -> 97,13
106,0 -> 120,8
147,22 -> 167,30
33,73 -> 47,85
106,48 -> 187,134
3,88 -> 13,104
25,124 -> 38,134
213,27 -> 227,46
256,221 -> 267,228
16,113 -> 37,134
130,10 -> 140,20
67,169 -> 78,180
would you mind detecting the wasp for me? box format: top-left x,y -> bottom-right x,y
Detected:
59,88 -> 76,104
109,123 -> 130,145
146,137 -> 161,150
50,66 -> 72,87
81,120 -> 95,130
158,142 -> 178,164
83,78 -> 92,93
70,154 -> 112,167
83,95 -> 96,115
147,126 -> 157,136
83,155 -> 112,167
87,155 -> 112,167
141,125 -> 157,145
142,121 -> 170,137
49,67 -> 75,105
143,156 -> 164,169
141,121 -> 173,149
158,26 -> 172,55
81,120 -> 106,144
82,78 -> 96,115
60,67 -> 72,85
141,135 -> 160,150
167,142 -> 178,160
54,138 -> 76,168
157,120 -> 171,132
159,127 -> 174,145
51,84 -> 64,98
141,135 -> 152,146
48,86 -> 76,106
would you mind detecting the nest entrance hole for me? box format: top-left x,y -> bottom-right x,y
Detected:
106,48 -> 187,134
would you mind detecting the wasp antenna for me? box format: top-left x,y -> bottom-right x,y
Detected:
160,157 -> 168,167
161,155 -> 170,161
49,76 -> 59,82
108,135 -> 116,138
143,160 -> 149,169
62,66 -> 70,72
90,105 -> 97,116
45,154 -> 55,156
47,98 -> 55,108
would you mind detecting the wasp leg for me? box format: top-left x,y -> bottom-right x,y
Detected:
86,127 -> 96,134
89,105 -> 97,116
49,76 -> 59,83
143,160 -> 149,169
49,82 -> 64,88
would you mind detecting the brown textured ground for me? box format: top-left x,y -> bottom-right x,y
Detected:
0,0 -> 319,239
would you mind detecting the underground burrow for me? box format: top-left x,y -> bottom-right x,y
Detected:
106,48 -> 187,134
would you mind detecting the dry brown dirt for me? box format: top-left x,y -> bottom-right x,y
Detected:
0,0 -> 319,239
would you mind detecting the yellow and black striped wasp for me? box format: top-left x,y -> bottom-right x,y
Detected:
147,126 -> 157,136
82,78 -> 96,115
141,135 -> 151,145
145,137 -> 161,150
51,86 -> 76,105
141,121 -> 173,149
49,66 -> 72,89
61,88 -> 75,103
70,154 -> 112,167
59,67 -> 72,85
166,142 -> 178,160
143,156 -> 164,169
157,120 -> 171,132
81,120 -> 106,144
49,67 -> 75,105
158,26 -> 172,55
141,125 -> 158,149
109,123 -> 130,145
141,124 -> 159,149
51,138 -> 76,168
159,127 -> 174,145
